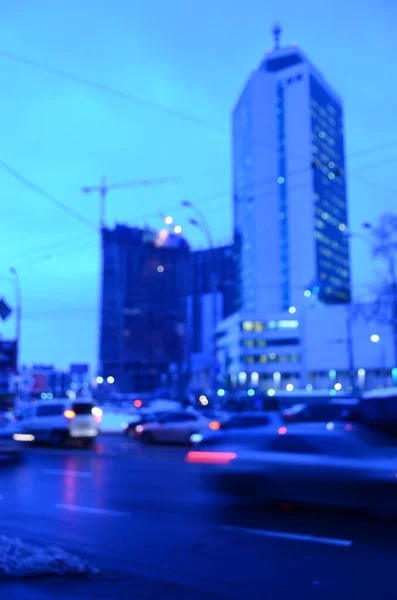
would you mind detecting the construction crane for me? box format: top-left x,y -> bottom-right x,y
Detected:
81,176 -> 180,229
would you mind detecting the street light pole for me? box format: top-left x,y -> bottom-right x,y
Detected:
182,201 -> 218,400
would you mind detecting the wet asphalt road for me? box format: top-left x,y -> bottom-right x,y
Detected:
1,435 -> 397,599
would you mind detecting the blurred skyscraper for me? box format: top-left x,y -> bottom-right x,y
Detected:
100,225 -> 190,393
232,24 -> 351,313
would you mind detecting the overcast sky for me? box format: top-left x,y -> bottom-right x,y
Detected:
0,0 -> 396,370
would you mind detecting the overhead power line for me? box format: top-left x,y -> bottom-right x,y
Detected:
0,159 -> 97,231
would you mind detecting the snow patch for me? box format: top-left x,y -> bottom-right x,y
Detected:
0,536 -> 99,578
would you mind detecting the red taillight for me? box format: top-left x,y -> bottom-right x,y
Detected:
209,421 -> 221,431
134,399 -> 143,408
185,451 -> 237,464
64,410 -> 76,419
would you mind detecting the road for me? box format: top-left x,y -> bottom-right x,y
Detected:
1,435 -> 397,599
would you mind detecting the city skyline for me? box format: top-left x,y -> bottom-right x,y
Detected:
0,1 -> 396,368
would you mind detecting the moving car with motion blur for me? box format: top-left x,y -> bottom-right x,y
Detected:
282,402 -> 353,424
191,412 -> 282,446
16,399 -> 102,447
136,410 -> 220,445
186,422 -> 397,517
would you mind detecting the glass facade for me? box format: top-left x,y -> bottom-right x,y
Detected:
100,226 -> 190,392
276,81 -> 290,310
310,75 -> 351,304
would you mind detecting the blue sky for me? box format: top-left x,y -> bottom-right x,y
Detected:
0,0 -> 396,370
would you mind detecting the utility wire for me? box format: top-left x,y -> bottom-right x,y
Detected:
4,49 -> 397,166
0,159 -> 97,231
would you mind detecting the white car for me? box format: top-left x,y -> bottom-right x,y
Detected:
136,411 -> 220,445
17,399 -> 102,447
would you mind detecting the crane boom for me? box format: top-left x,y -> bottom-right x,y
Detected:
81,176 -> 180,228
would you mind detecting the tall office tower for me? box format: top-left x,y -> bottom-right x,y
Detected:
100,225 -> 190,393
232,24 -> 351,314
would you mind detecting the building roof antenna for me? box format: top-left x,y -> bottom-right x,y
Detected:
273,22 -> 282,51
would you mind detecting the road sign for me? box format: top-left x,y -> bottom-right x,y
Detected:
0,299 -> 12,321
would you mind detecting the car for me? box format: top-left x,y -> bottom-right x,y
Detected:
17,399 -> 102,447
0,408 -> 15,429
135,410 -> 218,445
192,412 -> 282,447
282,402 -> 353,423
186,422 -> 397,517
0,424 -> 24,463
123,410 -> 177,438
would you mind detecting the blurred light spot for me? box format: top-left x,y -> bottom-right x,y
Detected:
217,389 -> 225,397
278,426 -> 287,435
288,306 -> 297,314
328,161 -> 335,168
306,384 -> 313,391
286,384 -> 294,392
319,131 -> 325,138
357,368 -> 366,377
247,388 -> 255,397
66,390 -> 77,400
13,433 -> 34,442
304,289 -> 312,298
238,372 -> 247,384
278,176 -> 285,184
251,372 -> 259,385
135,424 -> 144,433
157,265 -> 165,273
164,216 -> 173,225
134,399 -> 143,408
64,410 -> 76,419
185,451 -> 236,464
344,424 -> 353,431
329,389 -> 337,396
267,389 -> 276,397
328,369 -> 336,378
326,422 -> 334,431
41,393 -> 47,400
334,382 -> 342,391
370,334 -> 380,343
338,223 -> 346,231
96,376 -> 104,384
328,172 -> 336,180
199,395 -> 209,406
190,433 -> 203,444
209,421 -> 221,431
107,376 -> 115,384
174,225 -> 182,234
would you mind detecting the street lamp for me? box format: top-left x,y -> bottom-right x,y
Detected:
8,268 -> 21,373
370,334 -> 387,386
182,201 -> 218,400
